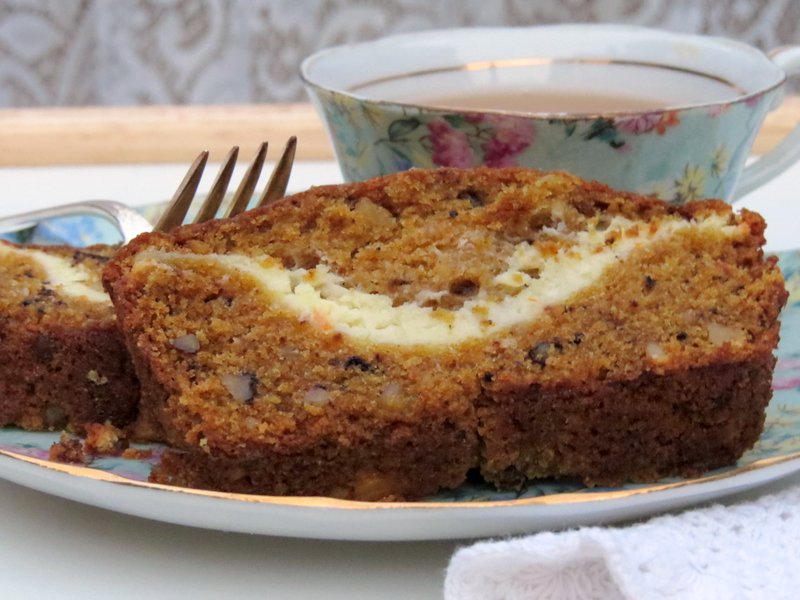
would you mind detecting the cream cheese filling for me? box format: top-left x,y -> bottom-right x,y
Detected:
0,244 -> 110,304
133,213 -> 744,346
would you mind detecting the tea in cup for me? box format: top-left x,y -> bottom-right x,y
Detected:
301,25 -> 800,203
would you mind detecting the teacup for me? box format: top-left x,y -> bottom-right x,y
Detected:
301,25 -> 800,203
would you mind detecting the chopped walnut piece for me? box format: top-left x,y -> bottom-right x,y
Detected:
221,373 -> 257,402
707,323 -> 746,346
171,334 -> 200,353
353,198 -> 397,230
303,385 -> 331,406
646,342 -> 668,362
86,369 -> 109,386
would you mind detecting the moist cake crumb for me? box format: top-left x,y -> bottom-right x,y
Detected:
84,421 -> 128,455
49,432 -> 90,464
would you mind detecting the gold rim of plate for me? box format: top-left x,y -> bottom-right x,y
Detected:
2,446 -> 798,511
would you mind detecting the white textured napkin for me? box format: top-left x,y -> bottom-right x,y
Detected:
445,483 -> 800,600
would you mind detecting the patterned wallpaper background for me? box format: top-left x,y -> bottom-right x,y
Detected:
0,0 -> 797,107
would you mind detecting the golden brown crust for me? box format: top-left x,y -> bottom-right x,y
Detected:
479,354 -> 776,487
103,167 -> 787,500
152,419 -> 477,501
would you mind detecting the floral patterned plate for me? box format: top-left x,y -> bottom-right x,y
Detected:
0,217 -> 799,540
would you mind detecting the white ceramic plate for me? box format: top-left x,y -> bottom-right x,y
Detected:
0,444 -> 798,541
1,162 -> 800,541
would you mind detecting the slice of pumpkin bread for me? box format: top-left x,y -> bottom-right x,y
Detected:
0,241 -> 139,432
103,167 -> 786,500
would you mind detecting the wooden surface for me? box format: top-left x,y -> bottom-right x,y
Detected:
0,98 -> 799,166
0,104 -> 330,166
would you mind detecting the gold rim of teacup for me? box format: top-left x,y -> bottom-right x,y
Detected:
303,57 -> 786,120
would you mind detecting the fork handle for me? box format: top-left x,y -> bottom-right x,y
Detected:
0,200 -> 153,243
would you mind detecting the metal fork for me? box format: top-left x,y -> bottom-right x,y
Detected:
154,137 -> 296,233
0,137 -> 297,243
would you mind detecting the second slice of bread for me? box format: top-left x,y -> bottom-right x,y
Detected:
0,241 -> 139,432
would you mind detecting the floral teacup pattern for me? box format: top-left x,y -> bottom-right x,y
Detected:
310,88 -> 776,204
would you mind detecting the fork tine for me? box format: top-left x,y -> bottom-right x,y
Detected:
154,150 -> 209,232
193,146 -> 239,224
225,142 -> 268,218
257,136 -> 297,207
